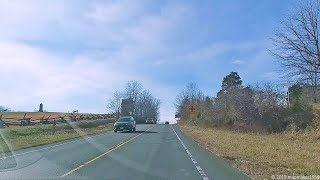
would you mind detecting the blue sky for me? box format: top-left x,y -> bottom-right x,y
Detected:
0,0 -> 294,122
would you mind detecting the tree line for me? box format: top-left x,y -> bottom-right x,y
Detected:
107,80 -> 160,124
175,72 -> 313,133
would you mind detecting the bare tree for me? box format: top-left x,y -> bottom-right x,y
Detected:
175,83 -> 204,107
107,91 -> 123,118
270,0 -> 320,102
175,83 -> 205,121
135,90 -> 161,123
136,90 -> 152,120
125,80 -> 143,102
124,80 -> 143,116
107,81 -> 161,123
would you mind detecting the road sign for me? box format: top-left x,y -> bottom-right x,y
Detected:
189,105 -> 196,114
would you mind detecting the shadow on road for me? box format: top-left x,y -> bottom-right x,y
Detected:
119,130 -> 157,134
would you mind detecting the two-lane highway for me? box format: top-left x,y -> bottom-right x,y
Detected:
0,124 -> 249,179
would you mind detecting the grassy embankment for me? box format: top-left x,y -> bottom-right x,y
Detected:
0,115 -> 114,154
179,122 -> 320,179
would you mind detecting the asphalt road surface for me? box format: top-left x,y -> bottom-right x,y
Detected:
0,124 -> 249,180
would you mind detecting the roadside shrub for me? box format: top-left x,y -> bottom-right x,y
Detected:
175,73 -> 316,133
288,108 -> 313,131
285,83 -> 315,130
77,120 -> 110,129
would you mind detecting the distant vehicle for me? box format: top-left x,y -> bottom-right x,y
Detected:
165,121 -> 169,124
145,118 -> 154,124
114,116 -> 136,133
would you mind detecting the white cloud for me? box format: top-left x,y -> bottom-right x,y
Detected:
182,43 -> 231,61
0,1 -> 70,41
171,41 -> 263,65
0,0 -> 275,123
85,0 -> 144,24
149,59 -> 168,66
232,59 -> 246,65
0,0 -> 191,115
0,41 -> 132,112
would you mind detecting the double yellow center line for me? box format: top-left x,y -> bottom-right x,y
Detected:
61,125 -> 155,177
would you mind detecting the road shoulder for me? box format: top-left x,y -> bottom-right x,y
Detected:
173,124 -> 250,180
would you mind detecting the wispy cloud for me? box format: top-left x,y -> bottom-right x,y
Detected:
232,59 -> 246,65
172,41 -> 263,64
0,0 -> 291,122
85,0 -> 145,24
0,0 -> 193,121
0,41 -> 132,112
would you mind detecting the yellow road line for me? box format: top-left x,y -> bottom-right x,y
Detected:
61,125 -> 155,177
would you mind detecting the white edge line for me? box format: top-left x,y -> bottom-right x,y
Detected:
171,125 -> 210,180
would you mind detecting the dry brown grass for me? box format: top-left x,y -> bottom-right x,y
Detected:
0,112 -> 104,120
0,112 -> 68,120
179,123 -> 320,180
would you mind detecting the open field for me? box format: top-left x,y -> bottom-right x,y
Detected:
0,120 -> 114,154
179,123 -> 320,179
0,112 -> 69,119
0,112 -> 108,119
0,112 -> 112,126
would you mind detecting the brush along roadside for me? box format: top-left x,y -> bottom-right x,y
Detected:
178,124 -> 320,180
